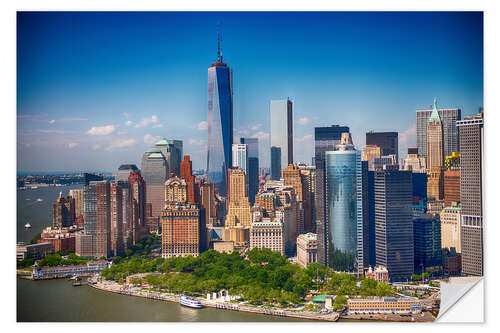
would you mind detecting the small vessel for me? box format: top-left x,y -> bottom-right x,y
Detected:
179,295 -> 203,309
36,198 -> 43,202
72,276 -> 82,286
24,222 -> 32,229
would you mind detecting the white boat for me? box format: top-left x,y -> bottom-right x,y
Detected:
36,198 -> 43,202
24,223 -> 32,229
179,295 -> 203,309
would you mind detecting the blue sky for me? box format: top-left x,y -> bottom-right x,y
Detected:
17,11 -> 483,172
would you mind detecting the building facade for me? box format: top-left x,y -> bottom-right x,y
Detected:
457,112 -> 484,276
240,137 -> 259,205
297,233 -> 318,267
250,218 -> 285,256
270,99 -> 293,169
366,131 -> 398,159
141,149 -> 168,218
52,196 -> 75,228
270,146 -> 282,181
154,139 -> 183,177
440,204 -> 461,253
413,214 -> 442,272
69,189 -> 84,221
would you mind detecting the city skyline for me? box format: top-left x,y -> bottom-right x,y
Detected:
17,11 -> 483,172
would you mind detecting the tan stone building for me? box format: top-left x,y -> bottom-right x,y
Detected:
226,168 -> 252,228
440,204 -> 461,253
297,233 -> 318,267
362,145 -> 381,161
250,217 -> 285,256
164,177 -> 187,204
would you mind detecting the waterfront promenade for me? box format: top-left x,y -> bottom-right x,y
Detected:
88,277 -> 339,322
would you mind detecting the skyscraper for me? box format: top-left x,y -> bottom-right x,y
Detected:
226,168 -> 252,228
110,184 -> 124,256
52,195 -> 75,228
416,102 -> 461,160
314,124 -> 350,265
366,131 -> 399,159
325,133 -> 359,271
270,146 -> 281,181
207,30 -> 233,197
374,170 -> 414,281
457,112 -> 484,276
240,137 -> 259,205
82,180 -> 111,258
270,99 -> 293,168
232,144 -> 248,175
180,155 -> 199,205
154,139 -> 183,177
357,160 -> 374,275
426,98 -> 445,201
128,172 -> 146,245
413,214 -> 442,272
69,189 -> 84,221
141,148 -> 168,218
115,164 -> 139,182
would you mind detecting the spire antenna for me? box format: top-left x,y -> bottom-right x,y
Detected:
217,23 -> 221,62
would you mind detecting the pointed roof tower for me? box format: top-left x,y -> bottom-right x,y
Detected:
429,97 -> 441,123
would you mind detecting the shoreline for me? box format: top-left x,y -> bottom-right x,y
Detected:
88,278 -> 340,322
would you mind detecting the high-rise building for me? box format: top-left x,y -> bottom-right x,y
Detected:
366,131 -> 398,159
141,149 -> 168,218
240,138 -> 259,205
69,189 -> 84,221
298,165 -> 316,233
226,168 -> 252,228
180,155 -> 199,204
52,195 -> 75,228
128,172 -> 146,245
444,169 -> 460,207
444,152 -> 460,170
83,173 -> 103,186
457,112 -> 483,276
250,217 -> 285,256
362,145 -> 381,161
200,180 -> 220,227
314,125 -> 350,265
154,139 -> 183,177
281,164 -> 303,201
416,102 -> 461,160
297,233 -> 318,268
403,148 -> 426,173
270,99 -> 293,168
440,204 -> 461,253
206,31 -> 233,196
232,144 -> 248,176
80,180 -> 111,258
413,214 -> 442,273
110,184 -> 124,256
357,160 -> 374,275
270,146 -> 282,181
115,164 -> 139,182
426,99 -> 445,201
374,170 -> 414,281
165,177 -> 188,204
325,133 -> 359,271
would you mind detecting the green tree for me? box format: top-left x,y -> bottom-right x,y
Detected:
334,295 -> 347,310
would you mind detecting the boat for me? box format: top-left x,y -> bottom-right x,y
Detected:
72,281 -> 82,287
24,223 -> 32,229
36,198 -> 43,202
179,295 -> 203,309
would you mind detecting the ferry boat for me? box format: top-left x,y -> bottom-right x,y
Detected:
179,295 -> 203,309
24,222 -> 32,229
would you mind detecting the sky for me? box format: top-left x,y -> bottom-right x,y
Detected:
17,11 -> 484,173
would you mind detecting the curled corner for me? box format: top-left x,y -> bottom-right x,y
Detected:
437,276 -> 484,322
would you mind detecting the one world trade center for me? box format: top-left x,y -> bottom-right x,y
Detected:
206,29 -> 233,197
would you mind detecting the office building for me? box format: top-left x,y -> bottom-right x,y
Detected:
161,204 -> 205,258
154,139 -> 183,177
314,125 -> 350,265
83,172 -> 103,186
17,242 -> 54,261
52,195 -> 75,228
299,165 -> 315,233
110,184 -> 124,256
444,152 -> 460,170
413,214 -> 442,273
416,101 -> 461,159
128,172 -> 147,245
226,168 -> 252,228
374,170 -> 414,281
368,155 -> 398,171
457,112 -> 484,276
115,164 -> 139,182
250,217 -> 285,256
426,99 -> 445,201
440,204 -> 461,253
403,148 -> 426,173
78,180 -> 111,258
325,133 -> 359,270
165,177 -> 188,204
270,99 -> 293,168
240,137 -> 259,205
232,144 -> 248,176
362,145 -> 381,161
270,146 -> 282,180
297,233 -> 318,267
206,31 -> 233,196
141,148 -> 168,218
69,189 -> 84,221
180,155 -> 199,204
366,131 -> 398,159
357,160 -> 374,274
444,169 -> 460,206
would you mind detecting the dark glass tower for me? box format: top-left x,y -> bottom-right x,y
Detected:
366,131 -> 399,159
207,30 -> 233,197
240,137 -> 259,205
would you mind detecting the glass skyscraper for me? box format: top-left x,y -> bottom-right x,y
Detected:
240,137 -> 259,205
325,148 -> 360,270
141,148 -> 168,218
207,35 -> 233,197
270,99 -> 293,169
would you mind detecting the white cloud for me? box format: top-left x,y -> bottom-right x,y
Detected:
87,125 -> 115,136
152,123 -> 163,128
196,121 -> 208,131
399,124 -> 416,146
251,131 -> 270,141
295,134 -> 313,143
106,138 -> 136,151
144,134 -> 161,145
250,124 -> 262,131
67,142 -> 79,149
189,138 -> 204,145
298,117 -> 310,125
92,144 -> 101,150
49,119 -> 55,124
135,115 -> 159,128
125,120 -> 133,127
